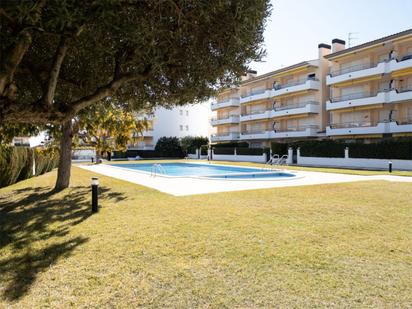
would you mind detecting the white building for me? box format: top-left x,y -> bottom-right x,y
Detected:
128,102 -> 211,150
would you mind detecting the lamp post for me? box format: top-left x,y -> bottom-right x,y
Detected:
91,177 -> 99,213
388,161 -> 393,173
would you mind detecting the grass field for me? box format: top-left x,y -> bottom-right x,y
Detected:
1,164 -> 411,307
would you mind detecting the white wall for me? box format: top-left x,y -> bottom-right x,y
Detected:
297,149 -> 412,171
152,102 -> 211,145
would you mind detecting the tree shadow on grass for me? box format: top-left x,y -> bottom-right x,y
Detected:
0,185 -> 127,301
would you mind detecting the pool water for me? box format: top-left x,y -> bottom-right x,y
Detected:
109,162 -> 295,179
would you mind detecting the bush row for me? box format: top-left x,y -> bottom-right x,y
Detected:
271,139 -> 412,160
0,146 -> 59,188
212,147 -> 264,156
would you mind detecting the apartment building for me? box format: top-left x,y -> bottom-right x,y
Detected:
211,28 -> 412,145
128,103 -> 211,150
211,44 -> 331,147
325,29 -> 412,139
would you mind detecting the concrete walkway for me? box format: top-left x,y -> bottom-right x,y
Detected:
77,163 -> 412,196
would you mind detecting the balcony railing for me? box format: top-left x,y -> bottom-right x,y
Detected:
330,62 -> 377,77
241,129 -> 268,135
211,132 -> 239,137
328,121 -> 378,129
211,115 -> 239,121
397,86 -> 412,93
240,88 -> 267,98
241,109 -> 271,116
276,125 -> 319,132
395,117 -> 412,125
273,101 -> 319,111
273,77 -> 318,90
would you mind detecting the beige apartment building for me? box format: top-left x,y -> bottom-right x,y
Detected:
211,28 -> 412,145
325,29 -> 412,139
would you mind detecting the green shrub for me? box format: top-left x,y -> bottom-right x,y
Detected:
213,147 -> 235,155
299,140 -> 346,158
213,142 -> 249,148
126,150 -> 163,158
236,148 -> 263,155
200,145 -> 208,155
34,147 -> 59,175
348,140 -> 412,160
180,136 -> 209,154
155,137 -> 184,157
270,142 -> 289,155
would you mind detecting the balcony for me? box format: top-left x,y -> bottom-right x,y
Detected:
390,117 -> 412,133
269,125 -> 320,138
326,91 -> 387,111
326,121 -> 391,136
239,130 -> 270,140
272,79 -> 320,97
327,88 -> 412,111
211,98 -> 240,111
240,89 -> 272,104
210,115 -> 240,126
127,144 -> 155,150
327,62 -> 386,85
240,109 -> 271,122
389,54 -> 412,73
271,101 -> 320,118
210,132 -> 240,142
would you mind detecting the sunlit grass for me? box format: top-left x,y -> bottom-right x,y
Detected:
1,165 -> 411,307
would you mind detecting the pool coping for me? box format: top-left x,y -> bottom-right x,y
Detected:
105,161 -> 302,181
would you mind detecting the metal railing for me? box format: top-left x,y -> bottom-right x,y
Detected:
396,86 -> 412,93
211,132 -> 239,137
330,91 -> 375,102
395,117 -> 412,125
273,77 -> 318,90
328,121 -> 378,129
240,88 -> 268,98
330,62 -> 377,77
241,129 -> 268,135
273,100 -> 319,111
276,125 -> 319,132
241,109 -> 271,116
211,115 -> 239,121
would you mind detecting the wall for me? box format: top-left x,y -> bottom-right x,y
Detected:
297,149 -> 412,171
152,102 -> 211,145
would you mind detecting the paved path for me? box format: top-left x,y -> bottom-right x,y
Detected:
77,164 -> 412,196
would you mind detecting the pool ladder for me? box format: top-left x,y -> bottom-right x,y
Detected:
151,164 -> 166,177
265,154 -> 288,170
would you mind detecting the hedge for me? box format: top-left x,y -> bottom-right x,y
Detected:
299,141 -> 346,158
0,146 -> 59,188
236,147 -> 263,155
213,142 -> 249,148
348,140 -> 412,160
270,143 -> 289,156
200,145 -> 208,155
213,147 -> 235,155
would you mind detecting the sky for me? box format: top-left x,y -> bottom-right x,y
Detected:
251,0 -> 412,74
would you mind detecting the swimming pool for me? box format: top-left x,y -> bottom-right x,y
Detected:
109,162 -> 296,180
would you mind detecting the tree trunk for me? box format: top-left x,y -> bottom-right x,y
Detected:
55,120 -> 73,190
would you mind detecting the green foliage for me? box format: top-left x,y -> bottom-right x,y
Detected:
180,136 -> 209,154
237,148 -> 264,156
213,142 -> 249,148
200,145 -> 209,156
299,141 -> 346,158
0,146 -> 59,188
0,124 -> 40,144
270,142 -> 289,156
1,0 -> 271,124
155,137 -> 184,158
213,147 -> 235,155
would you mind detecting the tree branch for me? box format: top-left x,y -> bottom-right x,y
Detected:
42,36 -> 69,106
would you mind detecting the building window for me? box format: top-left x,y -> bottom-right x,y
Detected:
185,125 -> 189,131
186,110 -> 189,116
179,110 -> 183,115
180,125 -> 183,131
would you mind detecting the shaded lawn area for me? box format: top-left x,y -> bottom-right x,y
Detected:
0,166 -> 411,307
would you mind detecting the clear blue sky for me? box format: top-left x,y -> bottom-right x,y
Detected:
251,0 -> 412,74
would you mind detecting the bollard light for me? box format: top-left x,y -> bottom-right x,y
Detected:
91,177 -> 99,213
388,161 -> 392,173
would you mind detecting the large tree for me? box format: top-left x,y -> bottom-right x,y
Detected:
0,0 -> 271,189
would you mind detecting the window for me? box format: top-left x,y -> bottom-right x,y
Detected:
185,125 -> 189,131
179,110 -> 183,115
186,110 -> 189,116
180,125 -> 183,131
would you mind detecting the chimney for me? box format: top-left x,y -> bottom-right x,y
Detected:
241,70 -> 257,81
318,43 -> 331,58
332,38 -> 346,53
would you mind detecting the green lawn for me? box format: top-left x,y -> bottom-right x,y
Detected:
1,165 -> 411,307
